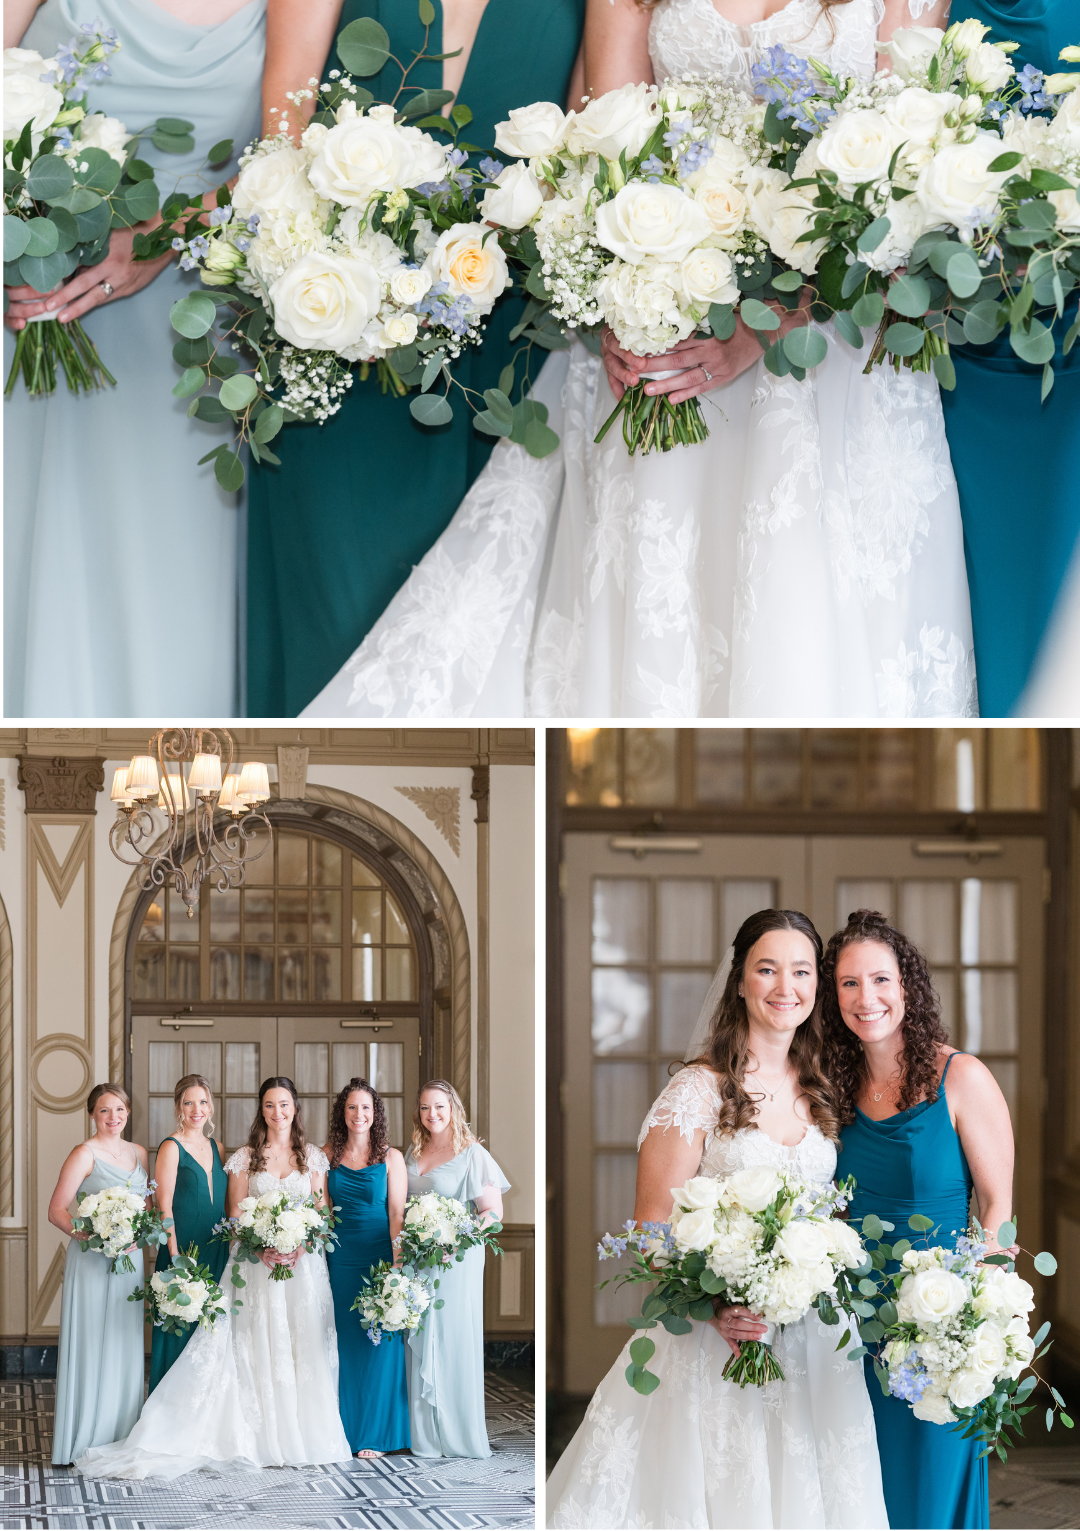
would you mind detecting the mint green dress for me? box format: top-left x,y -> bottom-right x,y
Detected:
404,1143 -> 509,1457
148,1138 -> 228,1392
246,0 -> 584,716
52,1146 -> 149,1465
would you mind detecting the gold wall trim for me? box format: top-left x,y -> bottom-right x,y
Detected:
33,821 -> 92,908
28,1240 -> 65,1336
0,894 -> 13,1216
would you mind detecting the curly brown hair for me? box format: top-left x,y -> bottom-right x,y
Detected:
245,1077 -> 308,1176
690,908 -> 841,1142
326,1078 -> 389,1169
820,909 -> 950,1123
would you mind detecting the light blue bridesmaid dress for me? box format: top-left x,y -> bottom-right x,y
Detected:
52,1145 -> 149,1465
404,1142 -> 509,1458
3,0 -> 266,716
836,1054 -> 988,1530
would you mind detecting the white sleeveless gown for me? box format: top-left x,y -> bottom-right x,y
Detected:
545,1067 -> 888,1529
76,1146 -> 351,1479
302,0 -> 976,721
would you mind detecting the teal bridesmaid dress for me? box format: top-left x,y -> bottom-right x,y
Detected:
836,1054 -> 988,1530
52,1146 -> 149,1465
148,1138 -> 228,1393
4,0 -> 266,716
403,1143 -> 509,1457
326,1159 -> 410,1453
246,0 -> 584,716
940,0 -> 1080,717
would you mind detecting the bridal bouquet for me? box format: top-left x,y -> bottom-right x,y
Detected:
214,1189 -> 339,1283
130,1246 -> 227,1334
598,1168 -> 867,1391
71,1181 -> 171,1274
398,1190 -> 503,1271
352,1260 -> 432,1344
854,1212 -> 1072,1459
3,22 -> 188,397
751,26 -> 1080,395
487,77 -> 778,453
137,11 -> 521,490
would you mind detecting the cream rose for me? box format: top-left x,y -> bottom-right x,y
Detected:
432,222 -> 511,312
670,1206 -> 717,1253
389,265 -> 432,305
1049,187 -> 1080,233
493,101 -> 568,159
563,82 -> 661,161
234,145 -> 319,221
964,42 -> 1015,92
882,88 -> 960,147
775,1219 -> 831,1269
3,65 -> 64,142
309,114 -> 444,206
745,167 -> 825,274
726,1167 -> 783,1214
676,245 -> 738,308
980,1266 -> 1035,1318
897,1267 -> 968,1323
381,312 -> 419,348
691,175 -> 748,241
596,181 -> 713,264
815,109 -> 900,186
947,1367 -> 996,1410
479,161 -> 544,230
73,112 -> 128,166
269,250 -> 381,351
913,1389 -> 957,1424
675,1176 -> 725,1211
916,133 -> 1008,231
882,27 -> 945,81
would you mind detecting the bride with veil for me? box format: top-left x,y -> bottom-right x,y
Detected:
302,0 -> 975,721
546,910 -> 887,1530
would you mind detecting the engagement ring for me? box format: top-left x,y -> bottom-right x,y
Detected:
702,367 -> 712,382
99,281 -> 114,297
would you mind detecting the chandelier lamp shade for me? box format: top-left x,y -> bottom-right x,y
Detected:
109,728 -> 272,915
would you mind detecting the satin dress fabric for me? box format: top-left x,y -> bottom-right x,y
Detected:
148,1139 -> 228,1393
835,1054 -> 989,1531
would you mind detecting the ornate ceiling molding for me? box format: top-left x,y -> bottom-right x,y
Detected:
18,756 -> 104,814
395,786 -> 461,856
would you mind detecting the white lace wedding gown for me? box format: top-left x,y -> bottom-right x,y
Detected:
546,1067 -> 887,1529
302,0 -> 975,721
76,1145 -> 351,1480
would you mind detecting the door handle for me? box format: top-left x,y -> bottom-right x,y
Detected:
340,1020 -> 395,1032
160,1014 -> 215,1030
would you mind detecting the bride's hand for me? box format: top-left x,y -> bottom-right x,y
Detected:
709,1303 -> 768,1359
4,226 -> 171,332
259,1248 -> 284,1270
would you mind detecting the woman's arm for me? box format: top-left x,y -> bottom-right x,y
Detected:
263,0 -> 343,138
946,1054 -> 1017,1257
473,1181 -> 504,1227
155,1140 -> 181,1259
225,1165 -> 248,1217
634,1121 -> 706,1225
565,41 -> 586,114
386,1148 -> 408,1257
584,0 -> 653,97
4,0 -> 43,48
47,1144 -> 95,1238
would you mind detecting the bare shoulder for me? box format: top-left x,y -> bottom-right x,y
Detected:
155,1136 -> 179,1163
133,1142 -> 150,1169
215,1140 -> 227,1164
386,1146 -> 406,1170
940,1049 -> 1002,1103
65,1140 -> 95,1174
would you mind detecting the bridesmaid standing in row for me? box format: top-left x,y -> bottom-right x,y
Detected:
47,1084 -> 149,1465
149,1073 -> 228,1391
324,1078 -> 410,1456
404,1080 -> 508,1458
825,910 -> 1017,1531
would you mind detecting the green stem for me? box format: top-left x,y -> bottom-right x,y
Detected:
721,1340 -> 786,1388
594,380 -> 710,455
4,318 -> 115,398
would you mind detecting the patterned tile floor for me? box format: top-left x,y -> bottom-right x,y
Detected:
0,1374 -> 535,1530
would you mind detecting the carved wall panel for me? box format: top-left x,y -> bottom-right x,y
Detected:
18,758 -> 104,814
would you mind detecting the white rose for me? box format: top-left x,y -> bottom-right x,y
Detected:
948,1366 -> 996,1410
309,116 -> 434,206
690,176 -> 748,241
776,1219 -> 831,1269
493,101 -> 568,159
563,82 -> 661,161
1049,89 -> 1080,154
300,120 -> 329,156
382,1299 -> 410,1328
239,1210 -> 256,1227
815,109 -> 900,186
897,1267 -> 968,1323
670,1206 -> 717,1253
1001,111 -> 1051,171
479,161 -> 544,230
864,192 -> 928,274
916,133 -> 1008,232
944,18 -> 990,59
1000,1318 -> 1035,1379
432,222 -> 511,313
256,1191 -> 281,1209
981,1266 -> 1035,1318
826,1219 -> 866,1269
882,88 -> 960,147
964,42 -> 1015,93
745,167 -> 825,274
238,1196 -> 259,1212
966,1324 -> 1008,1377
675,1176 -> 725,1211
276,1209 -> 305,1234
3,47 -> 47,78
3,66 -> 64,142
913,1388 -> 957,1424
882,27 -> 945,81
595,181 -> 713,264
269,250 -> 382,350
901,1248 -> 921,1269
75,113 -> 128,166
1049,187 -> 1080,232
234,145 -> 318,221
726,1167 -> 783,1214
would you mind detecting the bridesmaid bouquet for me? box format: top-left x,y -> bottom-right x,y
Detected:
750,27 -> 1080,397
487,77 -> 778,454
71,1181 -> 171,1275
3,23 -> 191,397
598,1169 -> 867,1392
214,1190 -> 339,1284
398,1190 -> 503,1270
352,1261 -> 432,1345
853,1212 -> 1072,1460
130,1246 -> 228,1334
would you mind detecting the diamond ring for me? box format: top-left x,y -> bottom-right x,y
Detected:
702,367 -> 713,383
99,281 -> 114,297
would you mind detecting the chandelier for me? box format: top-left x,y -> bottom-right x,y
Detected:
109,727 -> 272,916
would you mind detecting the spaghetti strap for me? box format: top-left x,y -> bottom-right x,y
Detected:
940,1051 -> 966,1085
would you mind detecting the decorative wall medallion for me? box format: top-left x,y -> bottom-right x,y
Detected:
395,786 -> 460,856
18,757 -> 105,813
277,745 -> 309,801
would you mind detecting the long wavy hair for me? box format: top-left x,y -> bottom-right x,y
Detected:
820,909 -> 950,1123
689,908 -> 840,1142
173,1073 -> 215,1137
326,1078 -> 389,1169
245,1077 -> 308,1176
410,1079 -> 477,1160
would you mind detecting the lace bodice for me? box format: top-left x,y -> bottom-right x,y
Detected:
637,1065 -> 837,1183
648,0 -> 887,92
223,1143 -> 330,1199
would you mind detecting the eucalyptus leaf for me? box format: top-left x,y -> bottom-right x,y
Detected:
126,157 -> 155,182
195,395 -> 230,423
1034,1250 -> 1058,1276
336,16 -> 391,76
946,250 -> 982,300
633,1368 -> 661,1396
420,353 -> 444,392
17,250 -> 67,292
388,343 -> 418,375
709,301 -> 737,340
997,1221 -> 1017,1248
782,326 -> 827,368
832,309 -> 864,348
498,361 -> 515,398
3,216 -> 31,262
883,321 -> 927,358
73,146 -> 121,196
963,300 -> 1003,345
523,416 -> 560,457
26,153 -> 74,201
841,259 -> 870,300
401,89 -> 455,119
660,1313 -> 693,1336
482,387 -> 514,426
155,116 -> 196,135
741,297 -> 781,331
171,292 -> 218,339
1010,318 -> 1055,365
410,392 -> 454,427
862,1214 -> 884,1241
74,199 -> 111,244
214,450 -> 245,492
629,1335 -> 656,1368
172,366 -> 205,398
152,129 -> 196,155
22,217 -> 59,259
927,240 -> 964,280
933,352 -> 956,390
50,185 -> 102,215
908,1213 -> 934,1232
419,0 -> 436,21
856,216 -> 891,254
207,138 -> 234,165
771,268 -> 805,293
219,372 -> 258,411
851,291 -> 885,328
473,409 -> 512,437
888,272 -> 931,318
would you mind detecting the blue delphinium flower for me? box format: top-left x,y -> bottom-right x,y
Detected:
1016,63 -> 1051,112
479,155 -> 504,182
640,153 -> 665,183
889,1356 -> 932,1403
417,179 -> 452,197
679,139 -> 713,176
208,206 -> 232,227
189,234 -> 210,257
